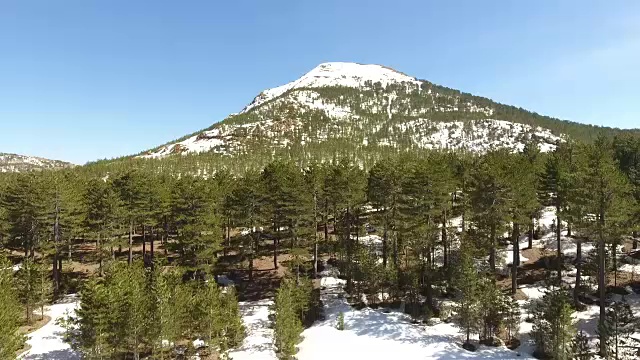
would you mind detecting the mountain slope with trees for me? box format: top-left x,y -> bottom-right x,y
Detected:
0,152 -> 74,173
140,62 -> 639,170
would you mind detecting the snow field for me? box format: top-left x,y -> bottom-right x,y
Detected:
19,294 -> 80,360
229,299 -> 278,360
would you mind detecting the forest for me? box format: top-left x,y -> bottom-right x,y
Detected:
2,134 -> 640,359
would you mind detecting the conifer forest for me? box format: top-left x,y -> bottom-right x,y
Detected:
3,133 -> 640,360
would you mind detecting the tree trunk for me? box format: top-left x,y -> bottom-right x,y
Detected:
442,209 -> 448,270
392,206 -> 399,269
53,199 -> 61,296
150,227 -> 155,268
489,223 -> 496,273
528,217 -> 534,249
142,225 -> 146,256
163,216 -> 169,256
598,212 -> 607,357
128,220 -> 133,265
511,223 -> 520,295
425,245 -> 433,309
574,237 -> 583,306
556,213 -> 562,283
346,209 -> 353,292
613,242 -> 618,287
383,209 -> 388,269
98,235 -> 104,277
52,251 -> 59,299
224,218 -> 230,257
324,199 -> 329,243
273,224 -> 280,270
313,193 -> 319,277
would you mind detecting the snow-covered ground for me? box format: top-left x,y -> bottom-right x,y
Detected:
241,62 -> 420,113
19,294 -> 80,360
297,275 -> 534,360
228,299 -> 277,360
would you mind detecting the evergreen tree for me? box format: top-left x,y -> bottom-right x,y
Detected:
469,150 -> 512,273
572,331 -> 593,360
540,142 -> 576,282
171,176 -> 221,269
273,278 -> 304,360
33,260 -> 53,320
113,170 -> 151,265
149,268 -> 189,358
576,137 -> 634,357
598,300 -> 639,360
83,178 -> 122,276
74,277 -> 113,359
17,258 -> 39,324
107,261 -> 150,360
531,288 -> 575,359
1,173 -> 48,258
0,255 -> 24,358
367,158 -> 402,269
452,240 -> 481,345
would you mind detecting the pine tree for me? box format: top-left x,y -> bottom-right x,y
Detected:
452,239 -> 481,345
0,255 -> 24,358
17,258 -> 38,324
273,278 -> 304,360
224,172 -> 263,281
532,288 -> 575,359
83,178 -> 122,276
367,158 -> 402,269
113,170 -> 151,265
33,261 -> 53,320
598,300 -> 639,360
149,268 -> 188,358
171,176 -> 221,270
74,277 -> 113,359
469,150 -> 513,273
572,331 -> 592,360
1,173 -> 48,258
273,277 -> 312,360
576,137 -> 634,357
503,294 -> 521,343
107,261 -> 150,360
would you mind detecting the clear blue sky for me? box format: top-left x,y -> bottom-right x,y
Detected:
1,1 -> 639,164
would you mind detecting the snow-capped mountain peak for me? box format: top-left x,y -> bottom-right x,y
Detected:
142,61 -> 571,162
241,62 -> 419,113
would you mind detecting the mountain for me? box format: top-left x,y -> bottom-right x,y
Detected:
140,62 -> 639,165
0,153 -> 74,173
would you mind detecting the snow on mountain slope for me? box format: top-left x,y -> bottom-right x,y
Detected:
242,62 -> 420,113
142,62 -> 566,160
0,153 -> 74,172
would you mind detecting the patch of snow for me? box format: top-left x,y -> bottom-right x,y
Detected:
298,274 -> 534,359
19,294 -> 80,360
228,299 -> 277,360
242,62 -> 420,113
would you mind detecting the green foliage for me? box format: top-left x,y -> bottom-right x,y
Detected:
170,175 -> 221,268
598,300 -> 639,360
452,241 -> 482,344
0,255 -> 24,359
72,261 -> 244,359
532,288 -> 576,360
273,277 -> 312,360
572,331 -> 593,360
336,311 -> 345,331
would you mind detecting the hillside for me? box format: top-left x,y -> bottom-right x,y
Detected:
0,152 -> 74,173
140,62 -> 639,165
